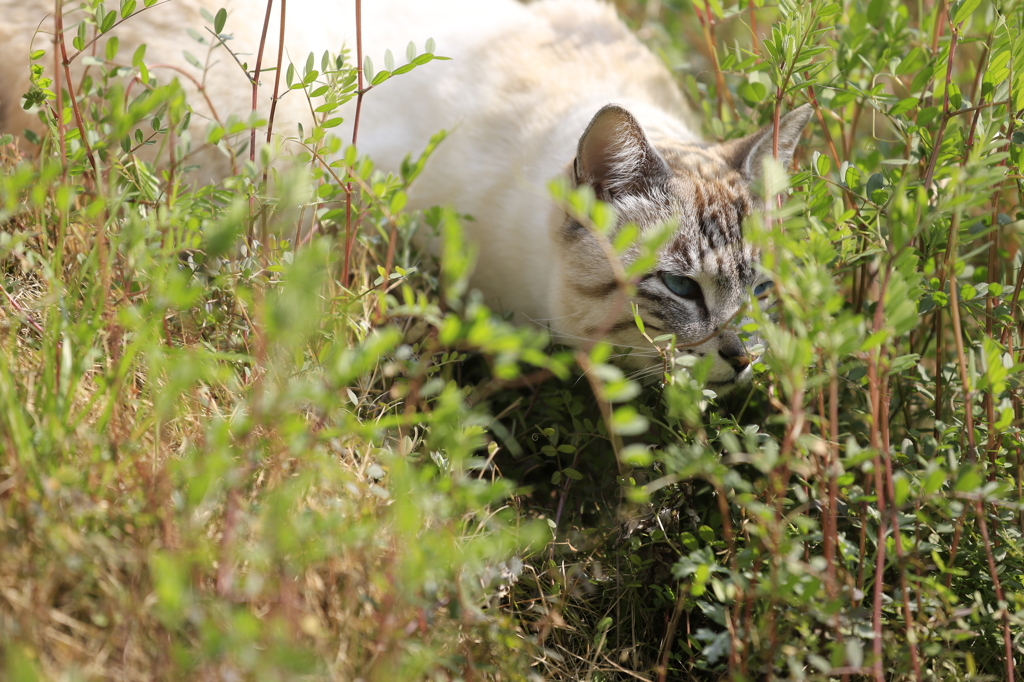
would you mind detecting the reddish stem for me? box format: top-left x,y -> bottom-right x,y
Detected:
341,0 -> 365,286
55,6 -> 100,180
867,265 -> 893,680
262,0 -> 287,248
975,499 -> 1016,682
250,1 -> 274,166
247,0 -> 274,249
921,23 -> 960,196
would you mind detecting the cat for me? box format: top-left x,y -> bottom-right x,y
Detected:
0,0 -> 811,393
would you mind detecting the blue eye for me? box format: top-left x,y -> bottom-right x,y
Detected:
661,273 -> 702,300
753,280 -> 774,297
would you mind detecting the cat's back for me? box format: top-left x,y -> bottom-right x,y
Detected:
353,0 -> 690,161
0,0 -> 687,170
347,0 -> 696,325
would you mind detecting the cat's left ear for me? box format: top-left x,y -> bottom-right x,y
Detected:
718,104 -> 813,181
574,104 -> 670,201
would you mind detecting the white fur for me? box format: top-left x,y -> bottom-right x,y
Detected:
0,0 -> 694,333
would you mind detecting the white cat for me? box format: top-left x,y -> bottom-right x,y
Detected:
0,0 -> 811,392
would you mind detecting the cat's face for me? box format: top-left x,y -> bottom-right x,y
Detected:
554,104 -> 811,394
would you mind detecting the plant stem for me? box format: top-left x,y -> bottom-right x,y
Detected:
342,0 -> 365,286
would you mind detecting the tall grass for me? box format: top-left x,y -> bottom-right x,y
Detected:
0,0 -> 1022,680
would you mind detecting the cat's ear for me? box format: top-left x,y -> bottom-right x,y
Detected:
718,104 -> 813,181
574,104 -> 670,201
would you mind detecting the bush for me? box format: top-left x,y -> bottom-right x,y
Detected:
0,0 -> 1022,680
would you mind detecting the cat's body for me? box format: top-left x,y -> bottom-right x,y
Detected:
0,0 -> 811,392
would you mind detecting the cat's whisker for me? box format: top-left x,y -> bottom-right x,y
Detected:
625,366 -> 663,382
545,327 -> 663,354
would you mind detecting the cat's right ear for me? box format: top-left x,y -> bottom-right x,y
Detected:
718,104 -> 813,182
574,104 -> 670,202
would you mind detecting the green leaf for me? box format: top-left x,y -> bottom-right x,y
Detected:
867,0 -> 885,25
842,162 -> 861,189
620,444 -> 652,466
101,9 -> 118,33
888,353 -> 920,375
631,303 -> 645,335
948,81 -> 962,109
910,66 -> 934,95
889,97 -> 919,117
389,191 -> 407,214
563,468 -> 584,481
896,47 -> 927,76
866,173 -> 884,196
951,0 -> 981,26
814,151 -> 831,176
1012,34 -> 1024,112
105,36 -> 119,61
74,22 -> 87,51
923,467 -> 946,495
954,465 -> 982,492
738,80 -> 767,106
214,8 -> 227,33
995,406 -> 1014,430
981,336 -> 1010,394
893,473 -> 910,507
611,405 -> 648,436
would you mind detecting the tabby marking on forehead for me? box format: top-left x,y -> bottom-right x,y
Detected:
558,140 -> 760,299
653,142 -> 759,285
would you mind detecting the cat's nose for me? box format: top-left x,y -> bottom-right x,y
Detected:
718,348 -> 750,372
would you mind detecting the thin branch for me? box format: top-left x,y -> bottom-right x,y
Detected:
64,0 -> 172,64
261,0 -> 288,247
0,286 -> 46,337
341,0 -> 366,285
204,26 -> 258,86
249,2 -> 274,166
921,22 -> 961,194
55,5 -> 100,180
974,499 -> 1016,682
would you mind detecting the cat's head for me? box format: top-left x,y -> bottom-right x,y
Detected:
553,103 -> 813,394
